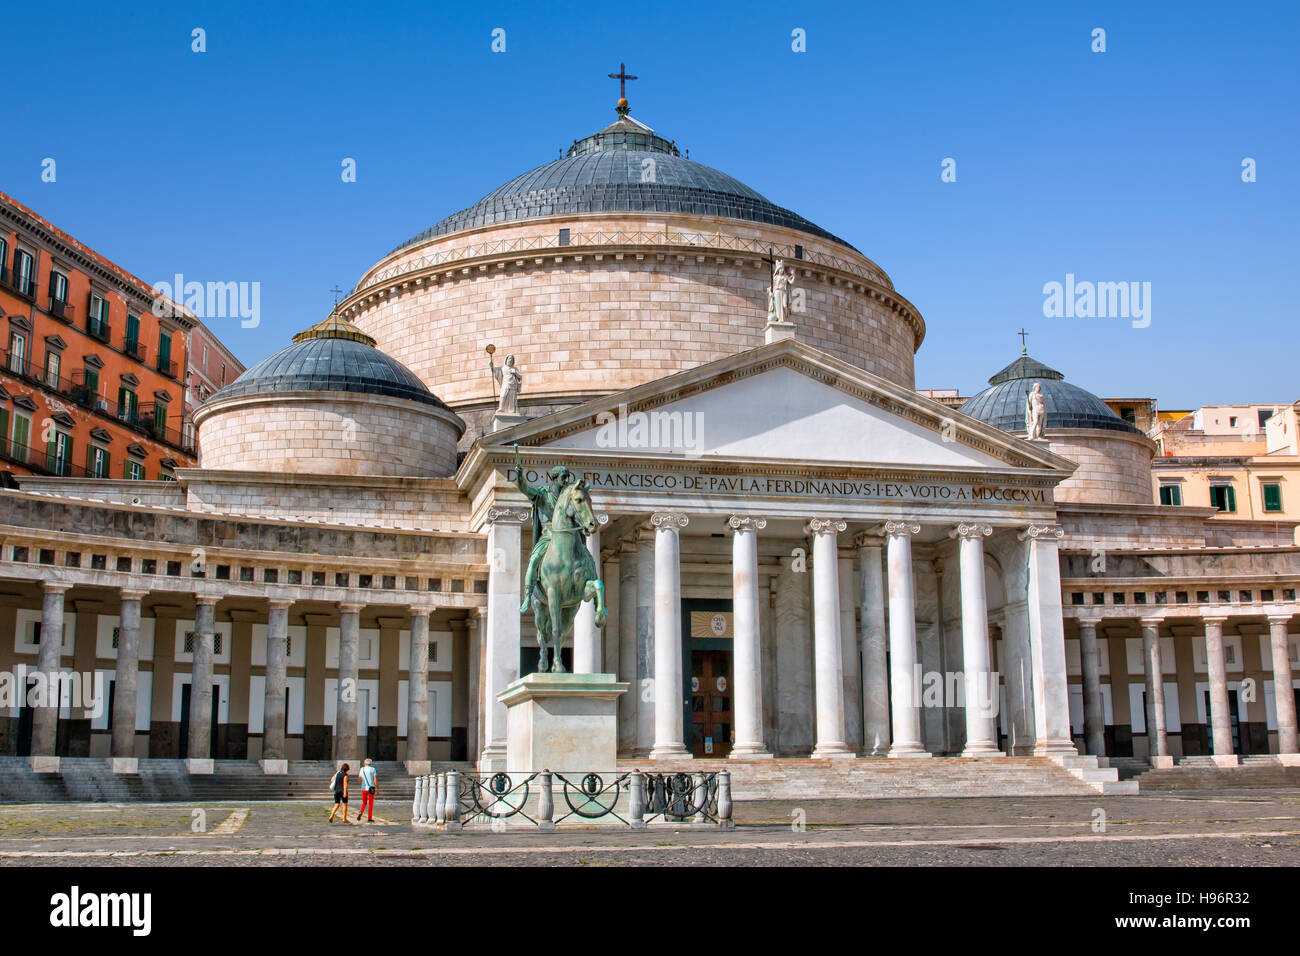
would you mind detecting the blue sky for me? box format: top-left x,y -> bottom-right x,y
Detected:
4,0 -> 1296,407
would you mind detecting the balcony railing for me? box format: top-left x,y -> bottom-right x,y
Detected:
46,296 -> 74,322
2,350 -> 37,383
0,438 -> 91,479
123,338 -> 146,363
0,267 -> 37,301
155,356 -> 177,379
87,316 -> 111,343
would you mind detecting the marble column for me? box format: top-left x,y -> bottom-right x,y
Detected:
1268,614 -> 1298,755
729,515 -> 769,757
480,506 -> 528,770
111,589 -> 147,763
186,596 -> 218,764
1200,616 -> 1233,763
856,534 -> 889,755
838,549 -> 862,753
466,613 -> 481,762
1077,618 -> 1106,757
449,615 -> 468,761
334,602 -> 363,763
406,608 -> 432,764
573,514 -> 609,674
649,511 -> 689,758
31,583 -> 69,759
1021,525 -> 1077,756
1140,616 -> 1169,762
954,523 -> 999,756
885,521 -> 927,757
261,598 -> 291,763
634,530 -> 656,757
617,540 -> 638,756
807,518 -> 852,757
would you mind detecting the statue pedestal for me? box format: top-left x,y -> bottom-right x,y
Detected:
498,672 -> 627,773
764,319 -> 796,344
492,411 -> 528,433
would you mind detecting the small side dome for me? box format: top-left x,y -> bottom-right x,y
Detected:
959,353 -> 1139,434
195,311 -> 464,477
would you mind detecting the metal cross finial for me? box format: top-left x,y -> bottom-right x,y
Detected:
330,285 -> 344,309
608,62 -> 637,115
1017,327 -> 1028,354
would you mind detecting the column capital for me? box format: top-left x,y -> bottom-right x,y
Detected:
118,588 -> 149,601
650,511 -> 689,530
1201,614 -> 1229,627
193,594 -> 220,608
881,520 -> 921,537
338,602 -> 365,614
410,606 -> 435,621
1018,524 -> 1064,541
1139,614 -> 1165,629
1076,615 -> 1101,630
727,515 -> 767,532
268,598 -> 293,611
950,522 -> 992,540
1267,612 -> 1294,626
804,517 -> 846,536
41,582 -> 71,595
485,505 -> 530,525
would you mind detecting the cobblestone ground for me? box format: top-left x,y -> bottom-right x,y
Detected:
1,789 -> 1299,866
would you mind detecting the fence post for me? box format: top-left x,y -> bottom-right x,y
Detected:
435,773 -> 447,826
717,770 -> 734,829
629,770 -> 646,830
413,774 -> 426,824
537,770 -> 555,831
692,772 -> 708,824
444,770 -> 462,831
423,771 -> 437,824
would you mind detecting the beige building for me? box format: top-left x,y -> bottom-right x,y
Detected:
1,102 -> 1297,798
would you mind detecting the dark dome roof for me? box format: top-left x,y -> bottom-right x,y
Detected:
959,353 -> 1139,434
390,115 -> 856,256
212,315 -> 450,411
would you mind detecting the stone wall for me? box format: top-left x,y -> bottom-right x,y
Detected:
194,391 -> 462,478
345,213 -> 924,406
1049,429 -> 1156,505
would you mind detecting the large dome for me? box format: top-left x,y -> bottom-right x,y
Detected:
959,354 -> 1138,434
391,116 -> 856,255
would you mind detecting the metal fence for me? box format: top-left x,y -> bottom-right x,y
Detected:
411,769 -> 734,830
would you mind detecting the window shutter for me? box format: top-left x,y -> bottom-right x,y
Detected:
102,450 -> 110,478
85,444 -> 94,475
1227,485 -> 1236,512
1264,484 -> 1282,512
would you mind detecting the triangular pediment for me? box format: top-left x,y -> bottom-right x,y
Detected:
483,339 -> 1075,474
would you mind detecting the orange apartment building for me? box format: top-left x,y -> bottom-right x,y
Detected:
0,189 -> 197,481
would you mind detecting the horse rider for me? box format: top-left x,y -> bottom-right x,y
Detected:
513,445 -> 578,613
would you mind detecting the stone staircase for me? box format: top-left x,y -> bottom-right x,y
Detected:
616,755 -> 1133,799
1132,754 -> 1300,791
0,758 -> 470,804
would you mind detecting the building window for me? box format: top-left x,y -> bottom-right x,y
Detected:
1209,484 -> 1236,512
1229,416 -> 1239,428
13,250 -> 35,297
8,330 -> 27,376
1159,484 -> 1182,506
88,293 -> 111,339
44,350 -> 60,389
1262,482 -> 1283,513
125,458 -> 145,481
157,332 -> 173,375
10,413 -> 30,458
153,400 -> 168,438
46,429 -> 73,476
117,386 -> 138,424
86,444 -> 110,479
49,271 -> 69,309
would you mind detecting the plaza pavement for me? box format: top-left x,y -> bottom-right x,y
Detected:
0,789 -> 1298,866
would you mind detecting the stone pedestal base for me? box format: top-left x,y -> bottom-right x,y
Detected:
728,749 -> 774,759
1210,754 -> 1239,768
1151,755 -> 1176,769
405,760 -> 432,775
764,320 -> 796,344
499,672 -> 628,772
1278,753 -> 1300,767
491,412 -> 529,433
29,756 -> 60,774
259,759 -> 288,775
810,746 -> 856,760
108,757 -> 138,775
185,758 -> 214,774
886,746 -> 933,759
960,748 -> 1007,758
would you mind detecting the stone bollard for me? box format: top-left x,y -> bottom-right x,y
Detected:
435,773 -> 447,826
717,770 -> 734,829
444,770 -> 462,831
413,774 -> 426,824
537,770 -> 555,831
423,772 -> 437,824
692,771 -> 708,824
628,770 -> 646,830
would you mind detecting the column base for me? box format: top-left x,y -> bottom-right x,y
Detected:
648,744 -> 690,759
28,756 -> 60,774
886,744 -> 932,759
477,745 -> 508,772
1032,741 -> 1079,758
960,745 -> 1005,758
108,757 -> 138,774
185,758 -> 214,774
728,746 -> 774,759
631,747 -> 655,759
1277,753 -> 1300,767
1209,754 -> 1239,768
259,759 -> 288,775
405,760 -> 432,775
1151,755 -> 1176,769
810,744 -> 855,759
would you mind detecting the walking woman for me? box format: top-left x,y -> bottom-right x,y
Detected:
328,763 -> 352,823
